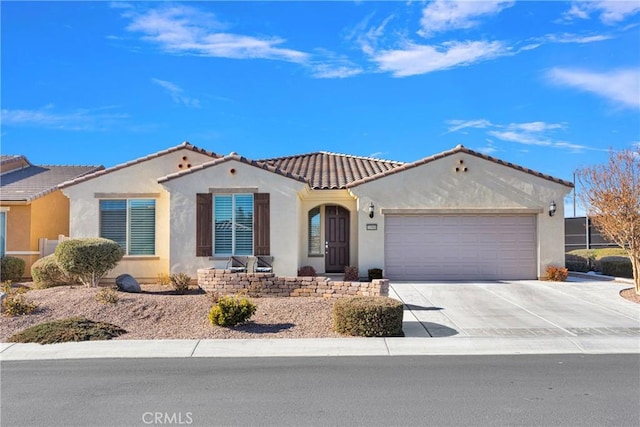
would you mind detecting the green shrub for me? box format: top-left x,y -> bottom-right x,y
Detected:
344,266 -> 359,281
599,256 -> 633,278
208,295 -> 257,327
368,268 -> 383,281
55,238 -> 124,287
297,265 -> 317,277
2,292 -> 37,316
31,254 -> 76,288
170,273 -> 191,294
95,287 -> 119,305
544,265 -> 568,282
8,317 -> 126,344
564,254 -> 590,272
1,256 -> 25,282
333,297 -> 403,337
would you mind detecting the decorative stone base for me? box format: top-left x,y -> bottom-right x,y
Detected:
197,269 -> 389,298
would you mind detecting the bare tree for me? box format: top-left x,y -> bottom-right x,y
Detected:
578,148 -> 640,294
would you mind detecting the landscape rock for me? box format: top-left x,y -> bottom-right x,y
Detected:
115,274 -> 141,293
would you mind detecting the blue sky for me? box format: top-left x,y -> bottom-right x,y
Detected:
2,1 -> 639,214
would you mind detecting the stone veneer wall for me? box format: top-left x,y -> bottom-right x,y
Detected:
197,269 -> 389,298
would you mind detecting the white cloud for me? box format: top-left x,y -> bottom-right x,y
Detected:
547,68 -> 640,109
1,106 -> 128,131
448,119 -> 599,152
563,1 -> 640,25
151,78 -> 200,107
123,5 -> 309,63
488,130 -> 552,147
372,40 -> 508,77
419,0 -> 514,37
445,119 -> 493,133
311,64 -> 363,79
507,122 -> 566,132
542,32 -> 613,44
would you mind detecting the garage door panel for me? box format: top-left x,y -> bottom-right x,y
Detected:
385,215 -> 537,281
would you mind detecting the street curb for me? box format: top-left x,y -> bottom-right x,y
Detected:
2,336 -> 638,361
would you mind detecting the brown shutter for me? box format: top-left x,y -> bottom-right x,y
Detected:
196,193 -> 212,257
254,193 -> 270,255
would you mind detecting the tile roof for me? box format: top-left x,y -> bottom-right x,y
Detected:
258,151 -> 405,189
345,145 -> 574,188
59,141 -> 220,189
1,155 -> 28,165
1,163 -> 104,202
158,153 -> 309,185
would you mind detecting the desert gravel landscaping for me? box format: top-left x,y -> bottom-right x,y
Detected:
0,284 -> 342,342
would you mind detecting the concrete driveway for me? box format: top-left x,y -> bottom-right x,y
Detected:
390,277 -> 640,339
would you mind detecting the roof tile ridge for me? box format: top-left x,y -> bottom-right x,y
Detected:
257,151 -> 324,163
318,150 -> 405,165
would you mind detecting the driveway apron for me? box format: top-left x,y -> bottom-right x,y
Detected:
390,279 -> 640,339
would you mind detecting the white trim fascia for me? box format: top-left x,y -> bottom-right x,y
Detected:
381,208 -> 544,215
5,251 -> 40,255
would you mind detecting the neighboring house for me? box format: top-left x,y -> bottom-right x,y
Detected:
60,141 -> 573,282
0,154 -> 103,276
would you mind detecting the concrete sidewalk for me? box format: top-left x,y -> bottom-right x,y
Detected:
1,278 -> 638,360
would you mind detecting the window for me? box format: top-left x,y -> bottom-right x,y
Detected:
100,199 -> 155,255
214,194 -> 253,256
0,211 -> 6,258
308,207 -> 322,255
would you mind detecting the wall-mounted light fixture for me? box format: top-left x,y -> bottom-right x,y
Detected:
549,201 -> 557,217
368,202 -> 375,218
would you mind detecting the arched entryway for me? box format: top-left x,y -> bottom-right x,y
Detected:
325,205 -> 350,273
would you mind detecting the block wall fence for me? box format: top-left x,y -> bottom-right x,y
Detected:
197,269 -> 389,298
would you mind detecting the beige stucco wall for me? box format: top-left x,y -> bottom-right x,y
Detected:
161,159 -> 308,277
348,152 -> 571,278
61,148 -> 215,281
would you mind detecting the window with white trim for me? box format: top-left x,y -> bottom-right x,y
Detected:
308,207 -> 322,256
0,211 -> 6,258
214,194 -> 253,256
100,199 -> 156,255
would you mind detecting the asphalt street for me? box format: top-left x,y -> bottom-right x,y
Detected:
2,354 -> 639,427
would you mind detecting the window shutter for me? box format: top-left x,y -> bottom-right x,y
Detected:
100,200 -> 127,250
196,193 -> 212,257
129,200 -> 156,255
254,193 -> 270,255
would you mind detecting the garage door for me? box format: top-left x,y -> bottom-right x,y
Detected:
384,215 -> 536,281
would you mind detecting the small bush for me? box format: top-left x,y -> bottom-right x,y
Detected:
157,273 -> 172,286
544,265 -> 568,282
31,254 -> 76,288
564,253 -> 590,273
344,266 -> 359,281
9,317 -> 126,344
55,238 -> 124,287
600,256 -> 633,278
95,287 -> 119,305
208,295 -> 257,327
333,297 -> 403,337
368,268 -> 383,281
297,265 -> 317,277
170,273 -> 191,294
3,292 -> 37,316
1,256 -> 25,282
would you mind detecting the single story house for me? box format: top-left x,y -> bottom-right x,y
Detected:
59,141 -> 573,282
0,154 -> 103,276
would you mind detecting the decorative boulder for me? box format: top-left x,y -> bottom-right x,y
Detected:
115,274 -> 141,293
